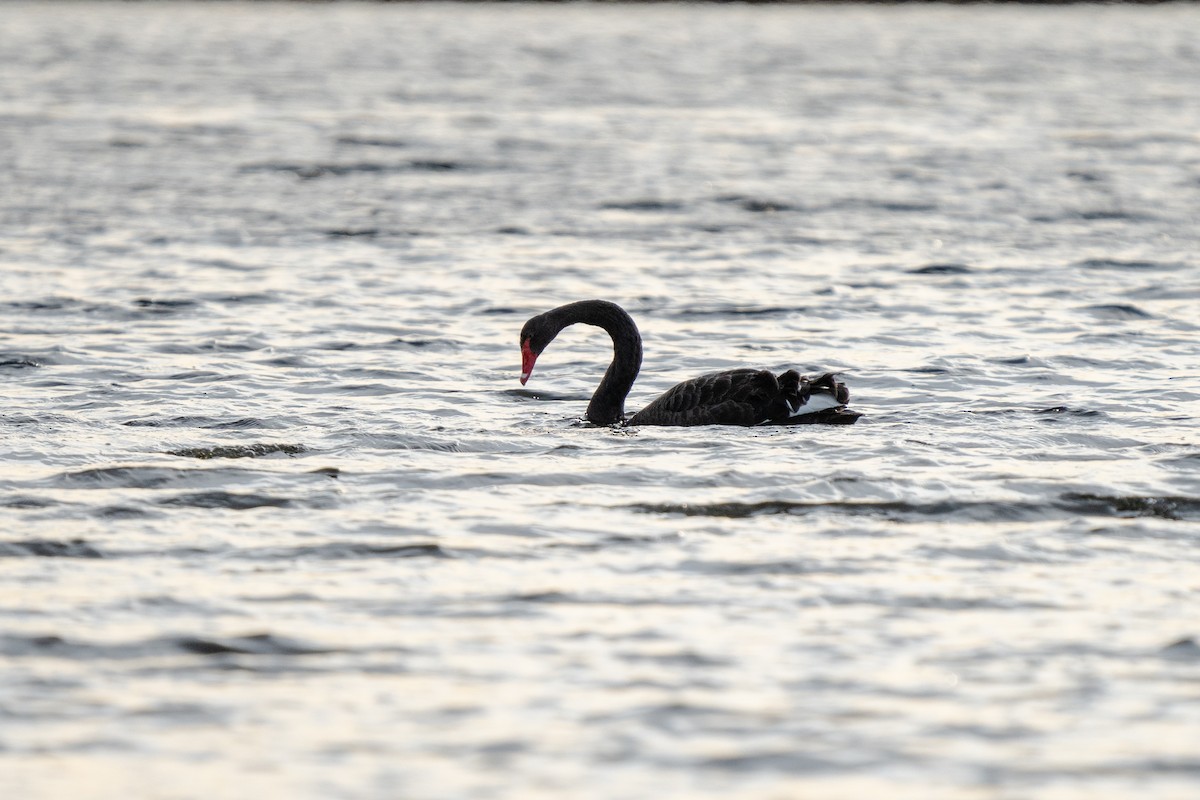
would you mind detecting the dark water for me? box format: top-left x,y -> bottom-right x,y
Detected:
2,2 -> 1199,798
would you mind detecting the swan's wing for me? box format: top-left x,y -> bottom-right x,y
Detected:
627,369 -> 781,427
627,369 -> 857,427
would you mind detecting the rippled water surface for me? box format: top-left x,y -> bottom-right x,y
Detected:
3,2 -> 1200,797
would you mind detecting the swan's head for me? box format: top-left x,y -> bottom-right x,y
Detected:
519,313 -> 553,385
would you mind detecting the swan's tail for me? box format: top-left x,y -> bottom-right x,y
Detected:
774,371 -> 861,425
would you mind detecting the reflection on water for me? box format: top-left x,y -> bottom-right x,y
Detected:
2,2 -> 1200,798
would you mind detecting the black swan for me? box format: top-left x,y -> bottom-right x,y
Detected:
519,300 -> 859,427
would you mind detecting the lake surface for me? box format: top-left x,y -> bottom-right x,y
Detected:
2,2 -> 1199,798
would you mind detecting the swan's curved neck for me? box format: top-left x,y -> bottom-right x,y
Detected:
543,300 -> 642,425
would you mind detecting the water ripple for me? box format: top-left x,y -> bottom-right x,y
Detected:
632,494 -> 1200,522
0,633 -> 337,659
0,539 -> 103,558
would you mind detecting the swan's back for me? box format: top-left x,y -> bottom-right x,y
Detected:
626,369 -> 858,427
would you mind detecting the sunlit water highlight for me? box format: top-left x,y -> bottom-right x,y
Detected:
2,2 -> 1199,798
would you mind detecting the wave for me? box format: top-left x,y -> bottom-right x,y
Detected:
600,199 -> 687,212
1074,258 -> 1182,271
238,159 -> 478,179
167,443 -> 308,460
241,542 -> 451,560
1081,304 -> 1153,319
51,465 -> 257,490
0,538 -> 103,558
0,632 -> 337,659
123,416 -> 284,430
0,356 -> 43,369
908,263 -> 973,275
631,493 -> 1200,522
157,491 -> 300,510
715,194 -> 798,213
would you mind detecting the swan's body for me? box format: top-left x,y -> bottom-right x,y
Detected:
519,300 -> 859,427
